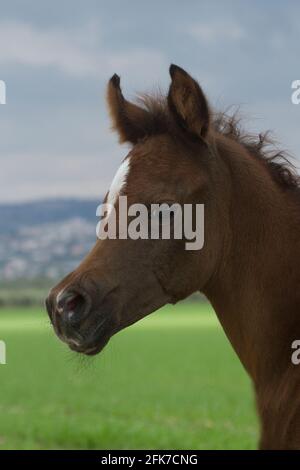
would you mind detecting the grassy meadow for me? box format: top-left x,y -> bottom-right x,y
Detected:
0,303 -> 258,449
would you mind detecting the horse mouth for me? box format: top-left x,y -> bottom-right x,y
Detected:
64,316 -> 115,356
67,335 -> 111,356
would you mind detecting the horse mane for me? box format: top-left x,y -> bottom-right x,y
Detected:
212,111 -> 300,190
138,93 -> 300,191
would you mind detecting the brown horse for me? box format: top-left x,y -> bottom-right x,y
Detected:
46,65 -> 300,450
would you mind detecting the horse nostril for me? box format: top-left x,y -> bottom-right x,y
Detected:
56,290 -> 87,326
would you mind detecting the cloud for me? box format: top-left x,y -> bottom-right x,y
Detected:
1,5 -> 299,204
0,21 -> 167,81
188,20 -> 246,43
0,20 -> 170,202
0,150 -> 121,202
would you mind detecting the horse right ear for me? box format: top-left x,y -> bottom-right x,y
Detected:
107,74 -> 151,144
167,64 -> 210,140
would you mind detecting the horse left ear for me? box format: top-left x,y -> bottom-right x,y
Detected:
167,64 -> 210,140
107,74 -> 151,144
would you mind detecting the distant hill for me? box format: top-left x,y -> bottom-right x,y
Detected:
0,198 -> 102,282
0,198 -> 100,235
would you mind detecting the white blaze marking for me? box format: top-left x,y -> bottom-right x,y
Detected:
107,157 -> 130,208
96,157 -> 130,232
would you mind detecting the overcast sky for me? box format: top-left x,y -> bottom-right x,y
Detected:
0,0 -> 299,202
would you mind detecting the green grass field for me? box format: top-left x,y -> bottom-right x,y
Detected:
0,303 -> 258,449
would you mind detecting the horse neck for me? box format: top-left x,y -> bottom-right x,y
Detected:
204,138 -> 300,448
203,135 -> 300,446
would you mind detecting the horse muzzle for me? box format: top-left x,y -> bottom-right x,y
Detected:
45,281 -> 119,355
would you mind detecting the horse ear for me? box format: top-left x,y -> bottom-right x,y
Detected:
107,74 -> 151,144
167,64 -> 210,139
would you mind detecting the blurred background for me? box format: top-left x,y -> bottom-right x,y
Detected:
0,0 -> 299,449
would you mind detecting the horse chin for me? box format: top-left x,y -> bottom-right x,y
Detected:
65,314 -> 116,356
69,337 -> 110,356
67,331 -> 111,356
